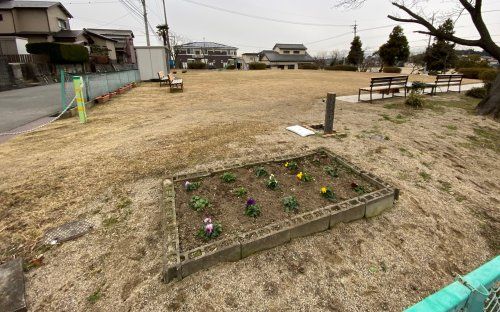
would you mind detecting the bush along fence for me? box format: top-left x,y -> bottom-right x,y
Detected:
61,69 -> 140,114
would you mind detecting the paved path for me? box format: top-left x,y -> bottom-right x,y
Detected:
337,83 -> 484,103
0,84 -> 61,133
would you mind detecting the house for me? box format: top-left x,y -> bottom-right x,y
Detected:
0,0 -> 72,43
257,43 -> 314,69
86,28 -> 136,64
52,28 -> 118,61
241,52 -> 259,66
174,42 -> 238,69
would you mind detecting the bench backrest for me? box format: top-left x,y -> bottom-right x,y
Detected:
435,74 -> 463,85
370,75 -> 408,88
167,73 -> 175,82
158,71 -> 165,79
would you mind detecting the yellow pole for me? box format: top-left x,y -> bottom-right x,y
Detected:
72,76 -> 87,123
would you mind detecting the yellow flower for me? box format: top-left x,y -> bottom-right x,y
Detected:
321,187 -> 327,194
296,172 -> 303,180
284,162 -> 289,167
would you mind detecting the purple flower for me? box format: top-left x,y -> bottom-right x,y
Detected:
203,217 -> 212,224
205,223 -> 213,234
246,198 -> 256,207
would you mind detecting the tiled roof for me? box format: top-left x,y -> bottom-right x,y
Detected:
260,50 -> 314,63
0,1 -> 72,17
273,43 -> 307,50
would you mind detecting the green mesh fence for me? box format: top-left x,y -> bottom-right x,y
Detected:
61,69 -> 140,110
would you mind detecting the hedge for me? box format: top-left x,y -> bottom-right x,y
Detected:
226,65 -> 236,70
478,69 -> 498,82
187,61 -> 207,69
298,63 -> 319,70
248,62 -> 267,70
26,42 -> 89,64
457,67 -> 495,79
324,65 -> 357,71
382,66 -> 402,73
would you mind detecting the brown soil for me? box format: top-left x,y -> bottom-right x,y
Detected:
0,70 -> 496,311
174,152 -> 380,251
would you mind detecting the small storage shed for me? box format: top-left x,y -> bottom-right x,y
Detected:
135,46 -> 169,80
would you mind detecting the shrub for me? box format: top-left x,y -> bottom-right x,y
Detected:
479,69 -> 498,92
465,87 -> 487,99
298,63 -> 319,70
226,65 -> 236,70
221,172 -> 236,183
248,62 -> 267,70
455,54 -> 490,68
457,67 -> 492,79
282,196 -> 299,213
26,42 -> 89,64
405,93 -> 425,108
189,196 -> 210,211
324,65 -> 357,71
382,66 -> 402,73
187,61 -> 207,69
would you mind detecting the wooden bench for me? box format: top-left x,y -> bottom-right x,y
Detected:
358,76 -> 409,102
431,74 -> 463,94
157,71 -> 183,91
167,73 -> 183,91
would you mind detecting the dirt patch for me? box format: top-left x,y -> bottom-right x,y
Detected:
174,152 -> 379,252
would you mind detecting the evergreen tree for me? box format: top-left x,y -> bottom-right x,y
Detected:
424,19 -> 458,71
378,26 -> 410,66
346,36 -> 364,66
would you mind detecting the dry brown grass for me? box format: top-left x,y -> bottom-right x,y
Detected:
0,70 -> 497,311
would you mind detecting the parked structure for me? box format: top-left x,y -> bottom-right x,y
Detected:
257,43 -> 314,70
0,0 -> 72,43
86,28 -> 136,64
174,42 -> 238,69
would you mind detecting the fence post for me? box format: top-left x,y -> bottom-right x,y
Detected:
324,93 -> 336,134
60,69 -> 65,111
73,76 -> 87,123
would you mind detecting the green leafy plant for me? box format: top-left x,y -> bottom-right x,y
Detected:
351,182 -> 366,195
266,174 -> 279,190
324,165 -> 339,177
221,172 -> 236,183
184,181 -> 201,192
465,87 -> 487,99
405,93 -> 425,108
232,187 -> 247,197
254,166 -> 268,177
296,172 -> 313,182
245,198 -> 261,217
197,217 -> 222,240
284,161 -> 298,171
282,196 -> 299,213
189,196 -> 210,211
321,186 -> 336,201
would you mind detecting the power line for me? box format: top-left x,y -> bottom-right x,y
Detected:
180,0 -> 351,27
306,24 -> 397,45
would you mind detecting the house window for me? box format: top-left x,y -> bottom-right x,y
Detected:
293,51 -> 300,54
195,50 -> 200,55
283,50 -> 290,54
58,18 -> 68,30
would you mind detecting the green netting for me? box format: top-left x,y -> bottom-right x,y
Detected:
60,69 -> 140,110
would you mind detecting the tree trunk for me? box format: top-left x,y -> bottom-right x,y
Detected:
475,74 -> 500,119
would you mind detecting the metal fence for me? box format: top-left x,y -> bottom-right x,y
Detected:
61,69 -> 140,110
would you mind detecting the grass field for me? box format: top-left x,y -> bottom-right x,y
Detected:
0,70 -> 498,311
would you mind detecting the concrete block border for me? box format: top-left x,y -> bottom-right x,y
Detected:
162,147 -> 398,283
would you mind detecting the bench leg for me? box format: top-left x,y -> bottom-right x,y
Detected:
358,89 -> 361,102
370,91 -> 373,103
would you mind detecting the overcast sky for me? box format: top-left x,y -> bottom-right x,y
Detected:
65,0 -> 500,56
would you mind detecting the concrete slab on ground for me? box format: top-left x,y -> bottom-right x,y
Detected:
0,259 -> 27,312
337,83 -> 484,103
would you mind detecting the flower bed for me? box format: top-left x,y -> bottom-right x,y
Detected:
162,148 -> 397,282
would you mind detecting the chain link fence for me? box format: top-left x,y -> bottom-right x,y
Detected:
61,69 -> 140,110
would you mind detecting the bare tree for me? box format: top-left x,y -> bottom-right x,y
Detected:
335,0 -> 500,119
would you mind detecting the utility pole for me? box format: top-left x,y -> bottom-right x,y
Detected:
353,20 -> 357,37
161,0 -> 172,71
427,13 -> 435,49
141,0 -> 150,46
